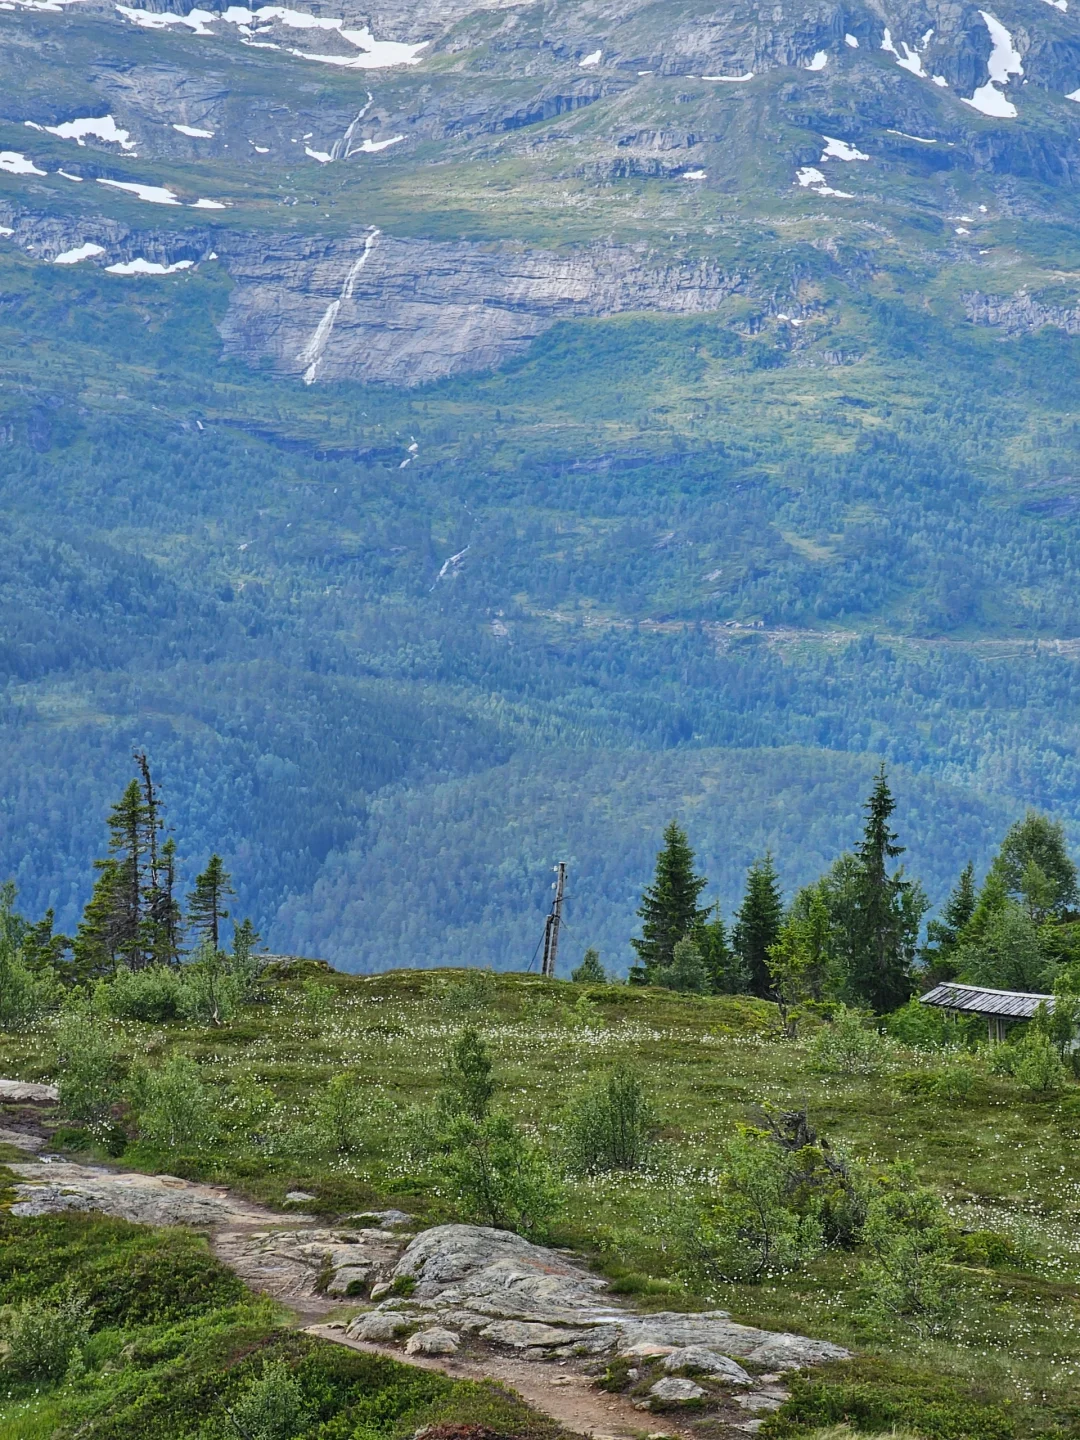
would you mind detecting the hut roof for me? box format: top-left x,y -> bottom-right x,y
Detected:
919,981 -> 1053,1020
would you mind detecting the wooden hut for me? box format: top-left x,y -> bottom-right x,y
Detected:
919,981 -> 1053,1043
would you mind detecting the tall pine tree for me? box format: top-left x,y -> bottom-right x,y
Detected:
187,854 -> 234,950
630,821 -> 709,983
847,767 -> 926,1012
733,853 -> 783,998
72,778 -> 152,974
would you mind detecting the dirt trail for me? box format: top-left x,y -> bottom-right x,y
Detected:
305,1325 -> 712,1440
1,1089 -> 796,1437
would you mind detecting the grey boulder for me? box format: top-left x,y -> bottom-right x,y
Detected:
662,1347 -> 753,1385
649,1377 -> 706,1403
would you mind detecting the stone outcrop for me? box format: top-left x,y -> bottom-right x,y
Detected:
344,1223 -> 850,1371
964,290 -> 1080,337
9,1160 -> 280,1226
216,229 -> 743,387
215,1223 -> 407,1300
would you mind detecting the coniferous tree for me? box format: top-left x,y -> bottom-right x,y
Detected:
698,903 -> 747,995
922,861 -> 976,982
733,853 -> 783,998
571,948 -> 607,984
151,836 -> 183,966
187,854 -> 234,950
846,768 -> 927,1012
110,778 -> 150,967
630,821 -> 709,983
73,858 -> 127,980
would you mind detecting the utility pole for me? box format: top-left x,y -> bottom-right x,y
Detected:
541,862 -> 566,978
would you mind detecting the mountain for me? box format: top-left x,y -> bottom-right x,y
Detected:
1,0 -> 1079,969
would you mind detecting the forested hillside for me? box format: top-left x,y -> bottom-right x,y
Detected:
2,0 -> 1080,967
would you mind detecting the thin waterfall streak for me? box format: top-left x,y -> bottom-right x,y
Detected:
298,228 -> 380,385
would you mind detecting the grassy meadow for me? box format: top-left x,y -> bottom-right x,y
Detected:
3,966 -> 1080,1436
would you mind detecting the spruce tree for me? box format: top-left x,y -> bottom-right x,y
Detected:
110,778 -> 149,967
571,948 -> 607,984
150,836 -> 183,966
187,854 -> 234,950
698,903 -> 747,994
73,858 -> 126,980
922,862 -> 976,981
733,854 -> 783,998
630,821 -> 709,983
942,861 -> 977,940
847,768 -> 926,1012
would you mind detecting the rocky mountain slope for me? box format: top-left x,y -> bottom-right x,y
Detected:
4,0 -> 1080,382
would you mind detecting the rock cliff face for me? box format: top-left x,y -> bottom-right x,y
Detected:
964,289 -> 1080,336
217,229 -> 745,385
3,0 -> 1080,383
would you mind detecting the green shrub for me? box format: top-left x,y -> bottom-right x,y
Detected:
859,1166 -> 957,1337
227,1357 -> 313,1440
320,1071 -> 366,1153
953,1228 -> 1034,1271
885,998 -> 980,1050
680,1132 -> 823,1283
2,1286 -> 93,1380
1013,1030 -> 1067,1093
438,1027 -> 495,1122
301,977 -> 335,1022
809,1006 -> 892,1076
563,1065 -> 654,1175
442,969 -> 497,1016
435,1110 -> 564,1239
136,1055 -> 215,1148
180,942 -> 243,1026
52,1010 -> 124,1124
99,964 -> 187,1023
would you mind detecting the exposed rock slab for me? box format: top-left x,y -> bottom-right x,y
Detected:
214,1224 -> 406,1301
9,1161 -> 279,1227
0,1079 -> 58,1103
217,230 -> 743,387
378,1224 -> 849,1371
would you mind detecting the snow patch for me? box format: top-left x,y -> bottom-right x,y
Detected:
54,242 -> 105,265
845,33 -> 859,47
701,72 -> 754,82
886,128 -> 937,143
804,50 -> 828,70
795,166 -> 854,197
191,197 -> 226,208
35,115 -> 135,150
821,135 -> 869,161
173,123 -> 215,138
1044,0 -> 1067,11
97,178 -> 181,205
115,4 -> 427,68
116,4 -> 215,32
882,28 -> 925,76
682,169 -> 707,179
955,226 -> 971,234
1067,88 -> 1080,101
961,12 -> 1022,117
0,152 -> 46,176
305,145 -> 332,162
359,135 -> 404,152
580,49 -> 601,67
57,169 -> 83,181
0,226 -> 14,236
106,257 -> 194,275
249,141 -> 271,153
